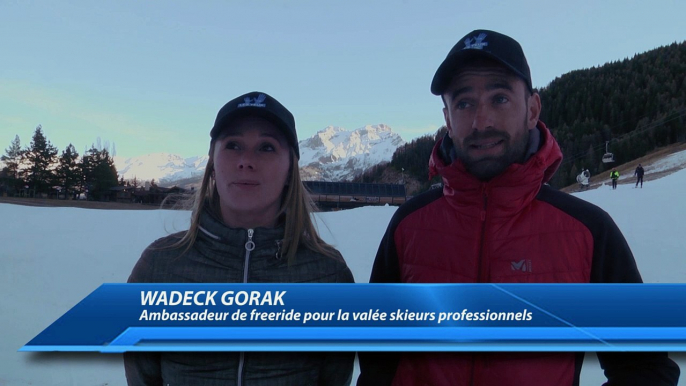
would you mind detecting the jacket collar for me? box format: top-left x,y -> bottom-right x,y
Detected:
428,121 -> 562,217
196,204 -> 285,252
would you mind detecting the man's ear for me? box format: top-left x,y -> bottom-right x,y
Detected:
443,107 -> 453,138
528,92 -> 542,129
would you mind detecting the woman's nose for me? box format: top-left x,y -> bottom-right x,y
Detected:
237,153 -> 254,170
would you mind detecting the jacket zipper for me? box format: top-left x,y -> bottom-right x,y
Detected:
477,186 -> 488,282
243,229 -> 255,283
470,356 -> 476,386
473,186 -> 488,386
237,228 -> 255,386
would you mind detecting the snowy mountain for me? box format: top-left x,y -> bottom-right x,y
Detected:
114,124 -> 406,185
298,124 -> 405,181
113,153 -> 208,185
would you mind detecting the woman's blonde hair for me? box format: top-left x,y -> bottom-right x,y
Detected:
168,140 -> 339,263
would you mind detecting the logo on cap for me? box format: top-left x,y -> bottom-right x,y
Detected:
238,93 -> 267,108
463,33 -> 488,50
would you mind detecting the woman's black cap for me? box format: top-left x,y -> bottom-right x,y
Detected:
210,91 -> 299,159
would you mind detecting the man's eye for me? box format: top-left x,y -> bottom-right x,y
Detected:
455,101 -> 470,110
494,96 -> 509,104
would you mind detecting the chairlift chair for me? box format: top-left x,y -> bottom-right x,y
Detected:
602,141 -> 615,163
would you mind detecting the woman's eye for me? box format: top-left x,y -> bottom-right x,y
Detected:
260,143 -> 276,152
225,141 -> 240,150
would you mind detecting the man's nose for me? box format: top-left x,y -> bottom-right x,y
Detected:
472,103 -> 494,132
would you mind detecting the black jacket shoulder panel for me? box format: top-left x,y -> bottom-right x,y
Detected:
535,185 -> 642,283
389,187 -> 444,234
368,187 -> 443,284
535,184 -> 610,225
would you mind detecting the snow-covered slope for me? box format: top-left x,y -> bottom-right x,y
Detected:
3,159 -> 686,385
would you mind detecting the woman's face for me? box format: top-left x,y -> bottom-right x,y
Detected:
212,116 -> 291,229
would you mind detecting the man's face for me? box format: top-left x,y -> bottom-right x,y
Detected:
442,64 -> 541,181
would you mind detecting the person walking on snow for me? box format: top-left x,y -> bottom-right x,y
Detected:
582,168 -> 590,189
576,168 -> 590,190
635,163 -> 645,188
610,168 -> 620,190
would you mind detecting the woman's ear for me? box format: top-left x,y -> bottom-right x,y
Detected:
285,152 -> 296,186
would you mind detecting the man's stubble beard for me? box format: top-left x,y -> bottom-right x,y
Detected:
453,116 -> 531,181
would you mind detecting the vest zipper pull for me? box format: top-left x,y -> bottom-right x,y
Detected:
245,229 -> 255,251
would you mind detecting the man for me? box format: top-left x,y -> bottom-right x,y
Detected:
611,168 -> 620,189
357,29 -> 679,386
635,163 -> 645,188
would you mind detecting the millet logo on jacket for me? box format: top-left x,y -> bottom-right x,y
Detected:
511,259 -> 532,272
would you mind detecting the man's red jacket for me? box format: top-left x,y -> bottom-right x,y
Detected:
358,121 -> 679,386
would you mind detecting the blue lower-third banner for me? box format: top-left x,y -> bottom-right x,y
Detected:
20,284 -> 686,352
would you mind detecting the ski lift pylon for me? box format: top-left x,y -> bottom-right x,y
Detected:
602,141 -> 615,163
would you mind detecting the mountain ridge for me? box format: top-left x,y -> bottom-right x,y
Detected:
113,124 -> 406,187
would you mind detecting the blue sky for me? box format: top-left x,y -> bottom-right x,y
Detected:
1,0 -> 685,159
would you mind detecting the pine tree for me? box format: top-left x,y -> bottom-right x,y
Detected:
57,144 -> 81,199
1,135 -> 24,195
586,144 -> 596,173
569,165 -> 579,185
80,146 -> 118,200
25,125 -> 58,196
1,135 -> 22,179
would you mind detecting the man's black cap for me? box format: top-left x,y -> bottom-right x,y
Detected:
431,29 -> 532,95
210,91 -> 299,158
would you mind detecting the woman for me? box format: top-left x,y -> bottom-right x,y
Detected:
124,91 -> 355,385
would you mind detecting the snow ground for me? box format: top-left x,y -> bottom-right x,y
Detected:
2,168 -> 686,385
